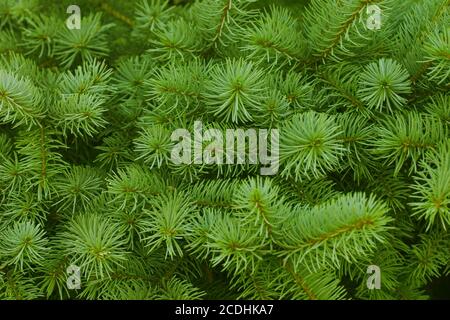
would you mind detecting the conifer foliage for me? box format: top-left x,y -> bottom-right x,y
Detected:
0,0 -> 449,300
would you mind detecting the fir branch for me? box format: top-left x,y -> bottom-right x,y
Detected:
141,192 -> 196,258
357,58 -> 412,113
57,213 -> 129,280
0,69 -> 44,128
54,13 -> 113,68
280,111 -> 345,181
410,140 -> 450,230
372,111 -> 446,175
276,193 -> 393,271
0,220 -> 49,272
204,58 -> 266,123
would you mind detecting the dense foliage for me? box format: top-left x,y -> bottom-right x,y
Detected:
0,0 -> 449,300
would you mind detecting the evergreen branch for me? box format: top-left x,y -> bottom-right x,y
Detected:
276,193 -> 393,271
134,0 -> 174,34
149,19 -> 203,62
280,111 -> 345,181
57,213 -> 129,280
106,165 -> 165,212
100,3 -> 134,27
204,58 -> 266,123
241,6 -> 306,68
410,140 -> 450,230
54,13 -> 113,68
207,214 -> 267,276
357,58 -> 412,113
372,112 -> 446,175
191,0 -> 256,49
305,0 -> 386,61
0,221 -> 49,272
141,192 -> 196,258
0,69 -> 44,128
0,271 -> 43,300
232,177 -> 285,239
